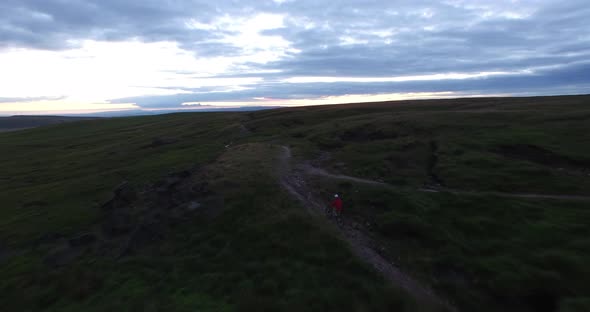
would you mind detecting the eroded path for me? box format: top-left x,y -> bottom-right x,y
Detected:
303,161 -> 590,201
279,146 -> 455,311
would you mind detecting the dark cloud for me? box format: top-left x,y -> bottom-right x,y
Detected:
0,0 -> 221,50
1,0 -> 589,109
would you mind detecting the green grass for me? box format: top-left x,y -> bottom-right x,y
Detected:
0,139 -> 412,311
1,95 -> 590,311
310,176 -> 590,311
0,113 -> 245,245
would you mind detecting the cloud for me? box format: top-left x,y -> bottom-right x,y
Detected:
0,96 -> 66,104
109,61 -> 590,108
0,0 -> 589,113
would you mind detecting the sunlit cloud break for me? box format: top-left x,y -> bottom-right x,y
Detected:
280,71 -> 530,84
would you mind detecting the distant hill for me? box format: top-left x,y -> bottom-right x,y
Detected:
72,106 -> 282,117
0,115 -> 99,132
0,107 -> 281,131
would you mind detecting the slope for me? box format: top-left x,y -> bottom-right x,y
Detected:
1,94 -> 590,311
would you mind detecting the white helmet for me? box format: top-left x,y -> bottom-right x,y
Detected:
334,194 -> 339,198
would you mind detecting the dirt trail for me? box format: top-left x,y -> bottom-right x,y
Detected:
279,146 -> 455,311
303,162 -> 590,202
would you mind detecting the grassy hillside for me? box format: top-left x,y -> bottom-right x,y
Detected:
1,95 -> 589,311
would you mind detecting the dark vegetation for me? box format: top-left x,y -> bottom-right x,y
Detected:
1,94 -> 589,311
0,115 -> 98,132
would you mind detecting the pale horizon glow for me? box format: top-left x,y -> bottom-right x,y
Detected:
0,99 -> 138,116
280,71 -> 529,84
183,91 -> 489,108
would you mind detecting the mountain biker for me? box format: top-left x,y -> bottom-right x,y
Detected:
331,194 -> 343,217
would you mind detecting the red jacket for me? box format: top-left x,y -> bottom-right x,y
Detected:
331,198 -> 343,210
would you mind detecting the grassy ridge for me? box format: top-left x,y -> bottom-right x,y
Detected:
0,116 -> 97,132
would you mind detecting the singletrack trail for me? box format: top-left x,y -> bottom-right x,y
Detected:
278,146 -> 456,311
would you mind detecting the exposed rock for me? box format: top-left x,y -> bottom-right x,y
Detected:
142,137 -> 179,149
102,213 -> 134,237
69,233 -> 97,247
44,246 -> 81,267
119,222 -> 164,257
67,168 -> 209,260
101,181 -> 136,210
154,170 -> 192,191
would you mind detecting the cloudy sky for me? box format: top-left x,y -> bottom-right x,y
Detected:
1,0 -> 589,115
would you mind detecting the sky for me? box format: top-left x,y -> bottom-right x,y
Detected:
0,0 -> 589,115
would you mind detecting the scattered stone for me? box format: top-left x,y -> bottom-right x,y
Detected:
186,201 -> 201,211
